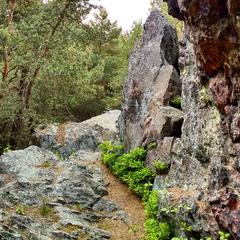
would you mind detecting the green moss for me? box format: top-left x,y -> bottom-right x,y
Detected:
147,142 -> 158,150
169,97 -> 182,109
199,87 -> 212,105
219,231 -> 231,240
154,161 -> 169,175
40,161 -> 52,168
16,205 -> 26,215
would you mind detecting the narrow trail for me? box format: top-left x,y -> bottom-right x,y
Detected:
86,160 -> 146,240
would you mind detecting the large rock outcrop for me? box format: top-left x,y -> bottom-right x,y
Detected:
0,146 -> 116,239
118,10 -> 182,155
119,6 -> 240,239
0,111 -> 135,240
34,110 -> 120,159
0,112 -> 128,240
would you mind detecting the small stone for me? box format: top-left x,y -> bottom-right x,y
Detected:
92,199 -> 119,213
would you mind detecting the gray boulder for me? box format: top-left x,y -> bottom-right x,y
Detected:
0,145 -> 126,239
34,110 -> 120,158
118,10 -> 181,152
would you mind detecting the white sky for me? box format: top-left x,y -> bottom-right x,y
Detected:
92,0 -> 151,31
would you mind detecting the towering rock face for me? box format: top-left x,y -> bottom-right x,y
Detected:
120,5 -> 240,239
165,0 -> 240,238
119,10 -> 182,153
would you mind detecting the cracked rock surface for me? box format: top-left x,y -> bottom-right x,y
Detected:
0,146 -> 126,240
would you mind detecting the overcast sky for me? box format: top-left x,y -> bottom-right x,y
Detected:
92,0 -> 151,31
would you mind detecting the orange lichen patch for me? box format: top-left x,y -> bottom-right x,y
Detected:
197,200 -> 210,214
0,173 -> 15,184
56,123 -> 66,144
168,187 -> 195,204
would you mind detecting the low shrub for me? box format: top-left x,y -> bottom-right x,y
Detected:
145,219 -> 171,240
145,190 -> 171,240
99,141 -> 154,201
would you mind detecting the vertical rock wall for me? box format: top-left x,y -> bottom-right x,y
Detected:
118,10 -> 182,154
119,3 -> 240,239
164,0 -> 240,238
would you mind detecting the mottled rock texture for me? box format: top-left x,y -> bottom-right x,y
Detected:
120,6 -> 240,239
34,110 -> 120,158
0,146 -> 120,239
0,112 -> 126,240
118,10 -> 182,155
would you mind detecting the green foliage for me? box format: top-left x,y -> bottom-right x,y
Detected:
145,190 -> 159,219
0,2 -> 143,152
169,97 -> 182,109
145,191 -> 171,240
99,141 -> 124,166
219,231 -> 231,240
3,144 -> 12,153
154,161 -> 169,175
147,142 -> 158,150
16,205 -> 25,215
99,141 -> 154,201
145,219 -> 171,240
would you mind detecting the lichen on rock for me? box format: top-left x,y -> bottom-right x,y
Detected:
119,4 -> 240,239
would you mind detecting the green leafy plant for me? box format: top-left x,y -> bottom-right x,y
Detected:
169,97 -> 182,109
145,219 -> 171,240
144,190 -> 171,240
154,161 -> 169,175
99,142 -> 154,201
145,190 -> 159,219
16,205 -> 25,215
147,142 -> 158,150
219,231 -> 231,240
3,145 -> 12,153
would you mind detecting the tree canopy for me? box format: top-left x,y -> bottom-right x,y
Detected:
0,0 -> 142,152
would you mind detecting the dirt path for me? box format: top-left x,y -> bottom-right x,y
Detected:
87,160 -> 146,240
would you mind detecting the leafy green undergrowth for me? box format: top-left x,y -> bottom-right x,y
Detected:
99,142 -> 171,239
169,97 -> 182,109
99,141 -> 154,201
99,142 -> 228,240
145,190 -> 171,240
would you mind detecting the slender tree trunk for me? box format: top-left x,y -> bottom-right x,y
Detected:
2,0 -> 16,82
